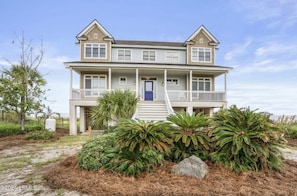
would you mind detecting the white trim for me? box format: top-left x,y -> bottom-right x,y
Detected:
165,51 -> 179,63
185,25 -> 219,45
191,47 -> 212,63
142,50 -> 156,62
84,43 -> 107,59
119,76 -> 127,85
84,74 -> 107,97
77,19 -> 113,40
167,78 -> 179,86
117,49 -> 131,61
192,77 -> 212,91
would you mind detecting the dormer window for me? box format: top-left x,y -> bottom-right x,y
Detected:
85,43 -> 106,58
191,47 -> 211,62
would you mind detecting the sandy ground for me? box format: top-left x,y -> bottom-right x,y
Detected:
0,129 -> 89,196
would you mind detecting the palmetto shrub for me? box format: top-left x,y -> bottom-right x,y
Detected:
77,132 -> 118,170
105,119 -> 174,176
211,105 -> 286,172
167,112 -> 211,162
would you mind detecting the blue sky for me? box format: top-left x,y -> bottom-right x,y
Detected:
1,0 -> 296,116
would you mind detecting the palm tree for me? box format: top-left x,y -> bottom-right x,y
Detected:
91,89 -> 138,128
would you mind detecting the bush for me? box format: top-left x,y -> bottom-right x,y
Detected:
104,119 -> 173,176
105,148 -> 164,176
25,130 -> 54,140
211,105 -> 286,172
167,112 -> 211,162
287,124 -> 297,139
77,133 -> 118,171
0,123 -> 44,137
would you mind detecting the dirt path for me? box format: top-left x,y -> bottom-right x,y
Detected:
0,136 -> 89,196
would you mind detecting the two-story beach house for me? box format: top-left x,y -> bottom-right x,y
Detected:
65,19 -> 232,135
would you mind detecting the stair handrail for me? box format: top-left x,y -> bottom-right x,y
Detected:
164,90 -> 174,115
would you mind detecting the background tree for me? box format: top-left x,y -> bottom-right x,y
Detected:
0,33 -> 47,132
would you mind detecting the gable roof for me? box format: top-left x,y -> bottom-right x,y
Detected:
76,19 -> 114,42
184,25 -> 219,46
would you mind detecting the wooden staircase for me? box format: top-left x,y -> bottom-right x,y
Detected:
134,101 -> 169,121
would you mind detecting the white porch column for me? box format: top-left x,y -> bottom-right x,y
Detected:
69,103 -> 77,135
135,68 -> 139,97
189,70 -> 193,102
108,68 -> 111,91
186,106 -> 193,115
224,72 -> 227,100
80,107 -> 86,133
164,69 -> 167,90
69,68 -> 73,99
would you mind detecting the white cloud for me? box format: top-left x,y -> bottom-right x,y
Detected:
224,38 -> 252,61
255,42 -> 296,56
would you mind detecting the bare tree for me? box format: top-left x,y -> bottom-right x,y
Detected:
0,32 -> 47,132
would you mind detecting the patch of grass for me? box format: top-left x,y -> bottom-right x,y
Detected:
25,130 -> 54,140
33,157 -> 63,167
0,156 -> 32,173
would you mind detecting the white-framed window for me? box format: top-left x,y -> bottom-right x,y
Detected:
165,51 -> 179,63
84,75 -> 107,96
191,47 -> 211,62
118,49 -> 131,61
85,43 -> 106,58
142,50 -> 156,61
167,78 -> 179,86
192,77 -> 211,91
119,76 -> 127,84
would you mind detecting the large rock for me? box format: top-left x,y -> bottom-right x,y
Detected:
171,155 -> 208,179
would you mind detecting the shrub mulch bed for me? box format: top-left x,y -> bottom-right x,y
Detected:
45,155 -> 297,195
0,128 -> 69,150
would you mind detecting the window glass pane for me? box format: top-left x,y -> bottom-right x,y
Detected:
205,82 -> 210,91
85,79 -> 91,89
93,48 -> 99,57
86,47 -> 92,57
199,81 -> 204,91
192,81 -> 197,90
99,76 -> 106,89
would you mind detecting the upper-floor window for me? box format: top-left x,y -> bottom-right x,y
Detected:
191,47 -> 211,62
142,50 -> 156,61
85,43 -> 106,58
165,51 -> 179,63
118,49 -> 131,61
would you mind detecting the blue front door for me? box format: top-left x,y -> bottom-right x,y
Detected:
144,81 -> 153,101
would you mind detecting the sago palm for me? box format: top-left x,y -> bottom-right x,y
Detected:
167,112 -> 211,161
92,89 -> 138,127
211,105 -> 286,172
115,119 -> 174,153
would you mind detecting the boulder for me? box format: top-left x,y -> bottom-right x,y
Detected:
171,155 -> 208,179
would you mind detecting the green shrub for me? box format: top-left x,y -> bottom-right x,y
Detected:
287,124 -> 297,139
167,112 -> 211,162
0,123 -> 44,137
103,119 -> 173,176
77,133 -> 117,170
211,105 -> 286,172
105,148 -> 164,176
25,130 -> 54,140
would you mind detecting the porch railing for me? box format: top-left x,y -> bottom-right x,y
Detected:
167,90 -> 226,102
71,89 -> 108,100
